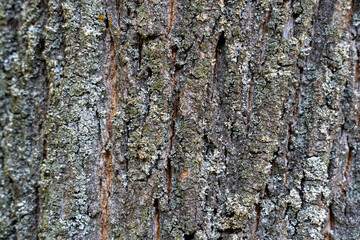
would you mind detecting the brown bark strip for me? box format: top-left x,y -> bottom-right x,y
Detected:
315,0 -> 322,15
343,137 -> 353,190
246,75 -> 254,132
115,0 -> 122,26
108,42 -> 119,132
101,150 -> 112,240
329,206 -> 334,231
101,34 -> 118,240
344,0 -> 354,30
154,199 -> 161,240
251,203 -> 261,240
325,205 -> 334,240
283,171 -> 287,185
179,168 -> 190,182
167,0 -> 176,36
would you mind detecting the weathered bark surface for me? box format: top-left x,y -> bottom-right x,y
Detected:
1,0 -> 360,239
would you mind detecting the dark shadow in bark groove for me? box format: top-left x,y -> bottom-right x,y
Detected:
137,34 -> 143,71
167,46 -> 181,199
325,204 -> 334,240
211,31 -> 226,101
184,231 -> 195,240
154,199 -> 160,240
251,203 -> 261,240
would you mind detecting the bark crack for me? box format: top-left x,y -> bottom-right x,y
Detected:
293,66 -> 302,121
167,46 -> 179,198
37,14 -> 50,234
251,203 -> 261,240
259,3 -> 272,74
343,137 -> 353,192
167,0 -> 176,36
211,32 -> 225,102
344,0 -> 355,30
154,199 -> 161,240
246,75 -> 254,133
101,30 -> 118,240
325,204 -> 334,240
138,34 -> 143,71
355,59 -> 359,126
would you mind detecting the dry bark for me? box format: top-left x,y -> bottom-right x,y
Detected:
1,0 -> 360,239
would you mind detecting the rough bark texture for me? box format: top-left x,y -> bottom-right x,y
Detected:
1,0 -> 360,239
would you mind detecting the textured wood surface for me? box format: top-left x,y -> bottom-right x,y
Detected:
1,0 -> 360,239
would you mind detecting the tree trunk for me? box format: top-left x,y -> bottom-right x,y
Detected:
1,0 -> 360,239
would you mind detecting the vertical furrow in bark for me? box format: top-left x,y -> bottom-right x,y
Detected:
251,203 -> 261,240
166,46 -> 179,198
246,76 -> 254,133
259,4 -> 273,74
138,34 -> 143,71
167,0 -> 176,36
211,32 -> 225,101
154,199 -> 161,240
355,57 -> 360,127
293,66 -> 302,121
343,137 -> 353,191
246,2 -> 272,133
325,204 -> 334,240
37,41 -> 51,238
3,0 -> 360,239
101,30 -> 118,240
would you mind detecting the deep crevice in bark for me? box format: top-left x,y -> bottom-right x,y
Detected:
325,204 -> 334,240
101,28 -> 118,240
211,31 -> 226,101
355,58 -> 359,126
184,231 -> 195,240
167,46 -> 180,198
3,0 -> 360,239
154,199 -> 161,240
138,34 -> 143,71
167,0 -> 176,36
344,137 -> 353,191
259,3 -> 272,73
251,203 -> 261,240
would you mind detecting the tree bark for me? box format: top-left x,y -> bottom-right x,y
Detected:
1,0 -> 360,239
